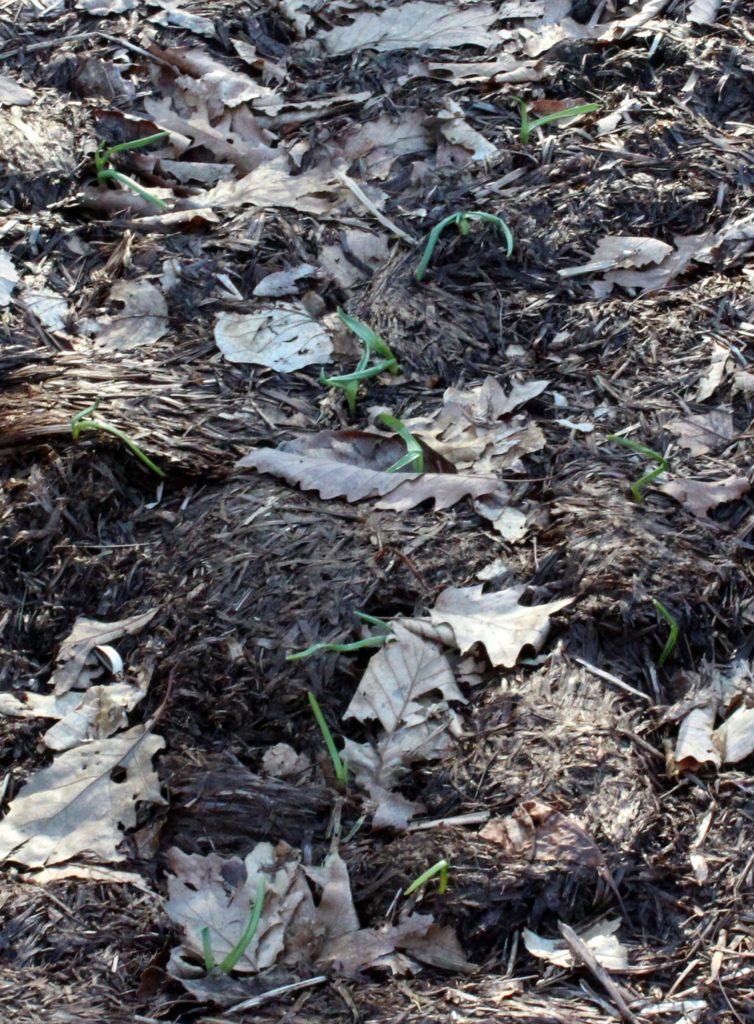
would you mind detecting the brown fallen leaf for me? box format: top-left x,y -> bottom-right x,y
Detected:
166,842 -> 315,976
51,609 -> 157,694
95,280 -> 168,350
481,798 -> 606,871
0,724 -> 165,867
675,704 -> 721,771
343,624 -> 463,828
666,410 -> 734,456
345,623 -> 466,731
338,112 -> 430,181
319,228 -> 390,289
184,159 -> 336,215
236,432 -> 498,512
714,706 -> 754,764
658,476 -> 749,518
696,341 -> 731,401
593,231 -> 714,296
320,1 -> 499,54
0,250 -> 20,306
429,584 -> 573,668
688,0 -> 721,24
320,912 -> 471,975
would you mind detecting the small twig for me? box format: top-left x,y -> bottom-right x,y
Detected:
558,922 -> 639,1024
333,168 -> 414,242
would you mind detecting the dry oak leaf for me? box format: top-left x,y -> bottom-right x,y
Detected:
0,725 -> 164,867
658,476 -> 749,518
236,433 -> 498,511
429,585 -> 573,668
666,410 -> 734,456
524,919 -> 628,971
51,609 -> 157,695
320,2 -> 499,54
321,912 -> 471,975
345,622 -> 466,731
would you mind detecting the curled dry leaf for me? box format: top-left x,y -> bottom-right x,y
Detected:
593,231 -> 715,297
236,432 -> 498,512
658,476 -> 749,518
0,725 -> 164,867
51,609 -> 156,694
429,584 -> 574,668
20,280 -> 68,331
214,306 -> 333,371
0,74 -> 35,106
253,265 -> 318,298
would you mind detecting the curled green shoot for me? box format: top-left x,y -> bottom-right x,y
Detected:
415,211 -> 513,282
286,634 -> 387,661
354,611 -> 392,631
652,599 -> 679,668
94,131 -> 169,210
515,99 -> 599,145
606,434 -> 668,502
71,400 -> 165,478
307,692 -> 348,785
404,859 -> 449,897
321,310 -> 399,412
378,412 -> 424,474
201,877 -> 266,975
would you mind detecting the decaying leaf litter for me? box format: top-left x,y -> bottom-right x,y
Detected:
1,0 -> 753,1021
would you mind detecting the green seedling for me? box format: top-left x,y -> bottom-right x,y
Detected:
286,635 -> 387,661
404,859 -> 449,897
308,691 -> 348,785
321,309 -> 399,413
415,211 -> 514,282
515,99 -> 599,145
71,400 -> 165,478
378,412 -> 424,473
354,611 -> 392,631
606,434 -> 668,502
652,599 -> 679,668
201,877 -> 266,974
94,131 -> 169,210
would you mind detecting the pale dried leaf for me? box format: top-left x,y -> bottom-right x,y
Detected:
596,231 -> 714,295
426,56 -> 543,85
714,706 -> 754,764
524,919 -> 627,970
0,725 -> 165,867
319,229 -> 390,289
76,0 -> 137,12
23,864 -> 148,886
253,265 -> 318,298
166,843 -> 315,974
658,476 -> 749,518
338,112 -> 430,180
42,682 -> 147,751
593,235 -> 674,268
666,410 -> 734,456
0,74 -> 35,106
695,341 -> 730,401
262,743 -> 311,779
319,912 -> 471,975
236,439 -> 498,511
51,609 -> 156,695
437,100 -> 497,162
303,851 -> 359,940
0,250 -> 19,306
0,689 -> 82,721
321,2 -> 498,55
20,281 -> 68,330
187,160 -> 335,214
95,280 -> 168,350
688,0 -> 721,24
675,705 -> 721,771
345,622 -> 465,732
214,306 -> 332,370
429,584 -> 573,668
149,1 -> 215,37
